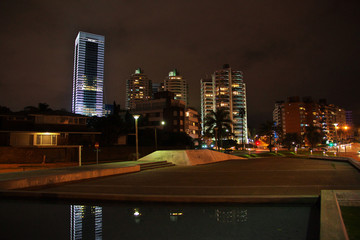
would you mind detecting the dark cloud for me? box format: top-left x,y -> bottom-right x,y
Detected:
0,0 -> 359,128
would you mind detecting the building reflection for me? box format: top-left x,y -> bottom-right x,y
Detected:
215,208 -> 248,223
70,205 -> 102,240
169,212 -> 183,222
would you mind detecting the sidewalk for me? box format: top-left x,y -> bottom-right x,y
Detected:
0,161 -> 144,190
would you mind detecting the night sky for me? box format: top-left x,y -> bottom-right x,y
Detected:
1,0 -> 359,128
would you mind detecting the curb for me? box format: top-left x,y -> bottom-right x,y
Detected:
0,165 -> 140,190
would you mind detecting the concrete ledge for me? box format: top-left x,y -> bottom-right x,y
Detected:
335,190 -> 360,206
307,155 -> 360,171
0,190 -> 319,203
0,164 -> 140,190
320,190 -> 349,240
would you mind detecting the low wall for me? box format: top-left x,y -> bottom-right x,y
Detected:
0,145 -> 165,164
0,146 -> 77,163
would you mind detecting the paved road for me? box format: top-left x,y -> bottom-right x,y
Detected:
30,157 -> 360,199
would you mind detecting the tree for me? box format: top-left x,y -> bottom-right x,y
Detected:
38,103 -> 52,112
87,102 -> 125,145
282,133 -> 301,150
204,108 -> 233,150
0,106 -> 11,114
259,121 -> 281,152
23,103 -> 52,113
304,125 -> 324,148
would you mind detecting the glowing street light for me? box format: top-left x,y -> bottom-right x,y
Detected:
133,114 -> 140,160
343,125 -> 349,145
333,123 -> 339,149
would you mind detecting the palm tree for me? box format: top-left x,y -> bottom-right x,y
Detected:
304,125 -> 324,148
204,108 -> 233,150
259,121 -> 281,152
282,133 -> 301,150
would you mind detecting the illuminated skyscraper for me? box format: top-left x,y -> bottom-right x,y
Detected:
200,76 -> 215,133
164,69 -> 188,107
126,68 -> 152,110
72,32 -> 105,116
201,64 -> 248,143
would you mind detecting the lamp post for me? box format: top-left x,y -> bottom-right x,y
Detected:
343,125 -> 349,155
155,121 -> 165,150
343,125 -> 349,142
334,123 -> 339,153
133,114 -> 140,160
214,127 -> 218,151
239,108 -> 245,150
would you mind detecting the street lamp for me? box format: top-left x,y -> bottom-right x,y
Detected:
333,123 -> 339,143
343,125 -> 349,154
133,114 -> 140,160
239,108 -> 245,150
214,127 -> 218,151
155,121 -> 165,150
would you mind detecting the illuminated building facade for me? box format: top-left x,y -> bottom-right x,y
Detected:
273,97 -> 348,143
201,64 -> 248,143
152,82 -> 164,98
164,69 -> 188,108
72,32 -> 105,117
185,107 -> 201,139
126,68 -> 152,110
133,91 -> 186,133
200,77 -> 215,133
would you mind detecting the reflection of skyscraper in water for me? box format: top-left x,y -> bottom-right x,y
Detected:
70,205 -> 102,240
215,208 -> 247,223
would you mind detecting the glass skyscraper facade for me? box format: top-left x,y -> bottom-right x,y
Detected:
72,32 -> 105,116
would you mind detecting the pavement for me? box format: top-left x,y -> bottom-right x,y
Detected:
1,155 -> 359,240
1,156 -> 359,202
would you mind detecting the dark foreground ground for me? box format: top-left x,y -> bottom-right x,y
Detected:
26,157 -> 360,198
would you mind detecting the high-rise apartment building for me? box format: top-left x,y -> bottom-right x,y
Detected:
273,101 -> 284,127
185,107 -> 201,139
126,68 -> 152,110
72,32 -> 105,117
152,82 -> 164,98
273,97 -> 347,142
164,69 -> 188,108
201,64 -> 248,143
200,77 -> 215,133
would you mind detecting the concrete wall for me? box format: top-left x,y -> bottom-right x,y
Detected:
0,145 -> 159,164
0,146 -> 77,163
139,149 -> 244,166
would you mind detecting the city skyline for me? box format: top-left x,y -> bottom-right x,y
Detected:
0,0 -> 359,128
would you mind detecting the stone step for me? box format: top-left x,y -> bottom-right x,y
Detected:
139,161 -> 175,171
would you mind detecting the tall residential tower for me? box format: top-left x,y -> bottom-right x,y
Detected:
201,64 -> 248,143
164,69 -> 188,108
126,68 -> 152,110
72,32 -> 105,116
